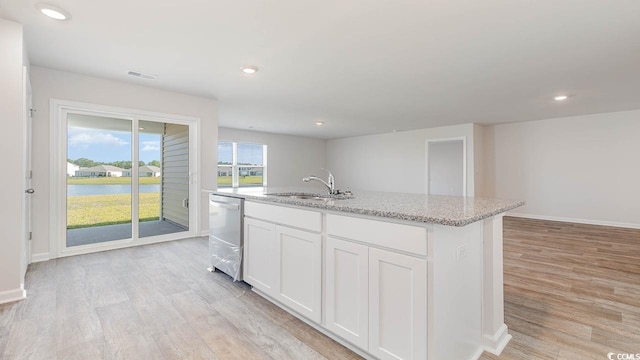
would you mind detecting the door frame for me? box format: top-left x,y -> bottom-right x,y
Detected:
424,136 -> 467,197
50,99 -> 201,259
21,66 -> 32,279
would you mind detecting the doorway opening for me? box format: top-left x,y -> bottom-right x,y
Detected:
425,137 -> 467,196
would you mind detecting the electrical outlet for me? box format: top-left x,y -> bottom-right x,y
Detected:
456,244 -> 467,262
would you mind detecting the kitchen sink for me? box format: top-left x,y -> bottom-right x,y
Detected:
267,192 -> 331,200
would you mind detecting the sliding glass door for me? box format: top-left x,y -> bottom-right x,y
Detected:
66,114 -> 134,246
63,110 -> 193,251
137,120 -> 190,238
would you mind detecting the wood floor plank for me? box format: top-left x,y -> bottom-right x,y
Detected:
481,217 -> 640,360
188,311 -> 273,360
213,296 -> 326,360
152,322 -> 219,360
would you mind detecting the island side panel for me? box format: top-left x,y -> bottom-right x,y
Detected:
482,214 -> 511,355
432,221 -> 484,360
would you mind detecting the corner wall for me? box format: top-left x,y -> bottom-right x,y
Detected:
218,127 -> 326,188
0,19 -> 26,302
30,66 -> 218,259
484,109 -> 640,228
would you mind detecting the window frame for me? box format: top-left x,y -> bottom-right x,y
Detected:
217,141 -> 267,188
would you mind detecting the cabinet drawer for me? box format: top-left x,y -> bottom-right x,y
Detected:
245,201 -> 322,232
327,214 -> 427,256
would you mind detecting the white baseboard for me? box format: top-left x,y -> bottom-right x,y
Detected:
0,286 -> 27,304
506,212 -> 640,230
199,230 -> 210,237
31,252 -> 50,263
483,323 -> 512,356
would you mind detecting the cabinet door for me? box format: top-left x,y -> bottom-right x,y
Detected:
369,248 -> 427,360
244,218 -> 277,296
325,237 -> 369,350
275,226 -> 322,323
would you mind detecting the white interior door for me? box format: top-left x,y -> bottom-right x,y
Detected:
22,66 -> 33,276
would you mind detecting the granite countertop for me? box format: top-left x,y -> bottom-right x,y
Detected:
204,187 -> 524,227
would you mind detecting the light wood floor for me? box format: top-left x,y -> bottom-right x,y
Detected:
0,238 -> 361,360
480,217 -> 640,360
1,217 -> 639,359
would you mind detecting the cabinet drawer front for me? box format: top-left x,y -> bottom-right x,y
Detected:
327,214 -> 427,256
246,201 -> 322,232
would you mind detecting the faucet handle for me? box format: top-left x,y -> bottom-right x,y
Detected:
321,168 -> 334,179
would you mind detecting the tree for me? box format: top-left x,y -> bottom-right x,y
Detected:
73,158 -> 97,167
148,160 -> 161,167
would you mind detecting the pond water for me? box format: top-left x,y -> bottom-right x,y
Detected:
67,184 -> 160,196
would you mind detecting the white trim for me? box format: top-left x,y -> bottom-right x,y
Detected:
31,252 -> 50,263
425,136 -> 467,197
50,99 -> 202,259
506,212 -> 640,230
483,323 -> 512,355
57,231 -> 197,258
0,286 -> 26,305
199,230 -> 210,237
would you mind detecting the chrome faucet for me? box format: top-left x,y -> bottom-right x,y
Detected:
303,168 -> 336,195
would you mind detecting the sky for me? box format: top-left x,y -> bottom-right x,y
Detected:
67,127 -> 161,164
218,142 -> 264,165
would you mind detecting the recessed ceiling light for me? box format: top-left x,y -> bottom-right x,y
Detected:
315,121 -> 325,126
241,65 -> 258,75
554,95 -> 569,101
35,3 -> 71,20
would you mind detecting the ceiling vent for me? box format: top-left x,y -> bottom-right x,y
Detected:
127,70 -> 158,80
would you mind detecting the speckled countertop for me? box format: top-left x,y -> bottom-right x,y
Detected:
204,187 -> 524,227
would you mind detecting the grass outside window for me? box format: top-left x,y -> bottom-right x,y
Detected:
67,193 -> 160,229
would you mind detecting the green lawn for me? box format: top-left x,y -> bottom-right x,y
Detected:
217,175 -> 263,187
67,193 -> 159,229
67,177 -> 160,185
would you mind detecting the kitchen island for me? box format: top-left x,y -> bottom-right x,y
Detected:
210,187 -> 523,360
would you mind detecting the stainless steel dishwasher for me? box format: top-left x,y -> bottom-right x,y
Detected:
208,194 -> 244,281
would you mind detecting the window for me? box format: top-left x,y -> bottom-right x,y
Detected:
217,141 -> 267,188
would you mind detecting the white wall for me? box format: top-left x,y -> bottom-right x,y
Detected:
326,124 -> 476,195
0,19 -> 26,302
218,127 -> 326,188
428,140 -> 464,196
484,110 -> 640,228
30,66 -> 218,258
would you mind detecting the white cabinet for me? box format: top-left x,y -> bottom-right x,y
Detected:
241,201 -> 490,360
244,218 -> 277,295
243,203 -> 322,323
369,248 -> 427,360
325,237 -> 369,349
275,226 -> 322,323
326,214 -> 428,359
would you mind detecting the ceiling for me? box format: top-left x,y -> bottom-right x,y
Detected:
2,1 -> 640,139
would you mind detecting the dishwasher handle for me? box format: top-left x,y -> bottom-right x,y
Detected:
210,201 -> 240,210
